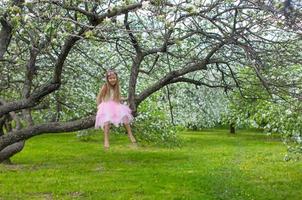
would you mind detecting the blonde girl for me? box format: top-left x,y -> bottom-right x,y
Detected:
95,70 -> 136,149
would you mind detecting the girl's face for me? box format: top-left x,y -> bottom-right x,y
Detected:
107,73 -> 117,86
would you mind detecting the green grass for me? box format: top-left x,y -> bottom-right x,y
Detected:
0,129 -> 301,200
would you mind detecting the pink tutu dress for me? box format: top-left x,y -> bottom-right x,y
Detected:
95,92 -> 133,129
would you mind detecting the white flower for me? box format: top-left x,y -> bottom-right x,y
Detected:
235,0 -> 241,5
142,1 -> 149,9
142,32 -> 148,39
296,136 -> 302,143
195,0 -> 203,6
285,109 -> 292,115
265,124 -> 271,129
103,17 -> 110,23
116,15 -> 124,24
23,14 -> 30,22
250,120 -> 258,128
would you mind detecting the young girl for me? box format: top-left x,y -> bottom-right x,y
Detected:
95,69 -> 137,149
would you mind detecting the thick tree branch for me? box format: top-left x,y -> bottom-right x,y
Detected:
136,42 -> 225,105
0,115 -> 95,152
0,34 -> 80,117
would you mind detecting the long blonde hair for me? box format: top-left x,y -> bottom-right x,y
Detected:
96,70 -> 121,105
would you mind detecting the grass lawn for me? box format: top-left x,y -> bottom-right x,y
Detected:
0,129 -> 301,200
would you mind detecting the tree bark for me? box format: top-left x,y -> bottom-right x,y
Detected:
0,141 -> 25,163
0,100 -> 24,163
230,122 -> 235,134
166,86 -> 175,125
0,0 -> 24,59
0,18 -> 12,59
0,116 -> 12,164
128,55 -> 143,116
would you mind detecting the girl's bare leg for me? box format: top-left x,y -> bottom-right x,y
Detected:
124,123 -> 136,144
103,123 -> 110,149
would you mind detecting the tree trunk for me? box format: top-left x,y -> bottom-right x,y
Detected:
230,122 -> 235,134
0,101 -> 25,163
0,115 -> 12,164
166,86 -> 175,125
128,55 -> 143,117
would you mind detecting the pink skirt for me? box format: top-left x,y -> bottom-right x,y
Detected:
95,100 -> 133,129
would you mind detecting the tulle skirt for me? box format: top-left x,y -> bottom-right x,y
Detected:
95,100 -> 133,129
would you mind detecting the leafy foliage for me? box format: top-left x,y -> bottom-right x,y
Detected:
132,96 -> 183,148
224,66 -> 302,160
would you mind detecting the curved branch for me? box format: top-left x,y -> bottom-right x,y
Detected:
0,115 -> 95,152
0,34 -> 80,117
136,41 -> 225,105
